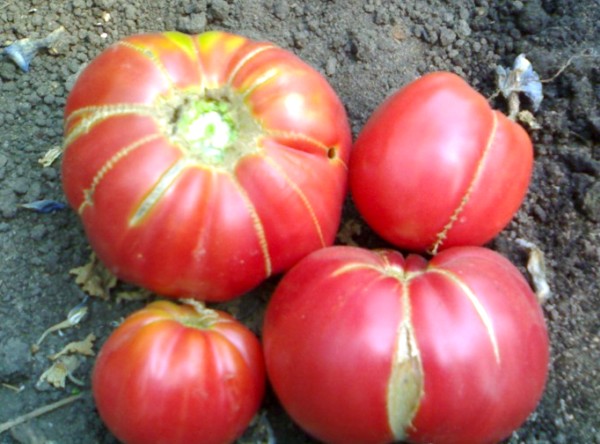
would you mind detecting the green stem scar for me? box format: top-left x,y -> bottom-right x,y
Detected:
174,98 -> 238,164
161,88 -> 263,170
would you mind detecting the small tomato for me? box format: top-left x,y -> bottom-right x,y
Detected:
349,72 -> 533,253
62,31 -> 351,301
92,300 -> 265,444
263,246 -> 549,444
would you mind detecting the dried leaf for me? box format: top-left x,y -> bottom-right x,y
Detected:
337,219 -> 362,246
49,334 -> 96,361
517,110 -> 542,130
238,411 -> 276,444
516,238 -> 551,303
70,253 -> 117,300
37,356 -> 81,389
115,288 -> 152,303
38,146 -> 63,167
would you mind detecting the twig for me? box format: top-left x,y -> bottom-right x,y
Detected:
0,393 -> 85,434
541,48 -> 598,83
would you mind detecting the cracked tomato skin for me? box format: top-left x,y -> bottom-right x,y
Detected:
92,300 -> 265,444
263,245 -> 549,444
349,72 -> 533,253
62,31 -> 351,301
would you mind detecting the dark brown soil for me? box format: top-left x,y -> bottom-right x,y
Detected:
0,1 -> 598,443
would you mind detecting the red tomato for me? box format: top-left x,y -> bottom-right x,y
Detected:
62,31 -> 351,301
92,300 -> 265,444
349,72 -> 533,253
263,246 -> 549,444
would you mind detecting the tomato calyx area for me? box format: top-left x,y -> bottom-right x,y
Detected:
178,298 -> 221,329
160,87 -> 263,169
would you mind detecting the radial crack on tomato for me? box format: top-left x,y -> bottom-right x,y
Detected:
262,155 -> 325,246
118,40 -> 176,90
429,111 -> 499,254
267,129 -> 348,167
226,45 -> 276,87
64,104 -> 157,147
429,267 -> 501,364
129,158 -> 189,226
387,280 -> 424,441
229,176 -> 273,277
79,133 -> 163,214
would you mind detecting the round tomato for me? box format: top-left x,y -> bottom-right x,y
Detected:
349,72 -> 533,253
62,31 -> 351,301
263,246 -> 549,444
92,300 -> 265,444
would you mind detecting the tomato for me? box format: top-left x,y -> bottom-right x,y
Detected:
61,31 -> 351,301
349,72 -> 533,253
92,300 -> 265,444
263,246 -> 549,444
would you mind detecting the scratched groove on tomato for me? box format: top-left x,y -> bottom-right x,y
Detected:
62,31 -> 351,301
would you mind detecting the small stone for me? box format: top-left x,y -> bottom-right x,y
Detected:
273,0 -> 289,20
439,27 -> 457,46
0,189 -> 17,219
456,19 -> 471,37
176,12 -> 207,33
325,57 -> 337,76
0,337 -> 30,381
581,181 -> 600,222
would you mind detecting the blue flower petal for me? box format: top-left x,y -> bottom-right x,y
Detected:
20,200 -> 68,213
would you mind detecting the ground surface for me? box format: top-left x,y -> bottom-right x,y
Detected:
0,1 -> 598,443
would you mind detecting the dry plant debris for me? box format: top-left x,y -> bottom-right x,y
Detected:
70,253 -> 117,300
0,393 -> 84,435
33,302 -> 88,350
36,355 -> 83,389
517,238 -> 552,303
337,218 -> 362,246
48,333 -> 96,361
38,146 -> 63,167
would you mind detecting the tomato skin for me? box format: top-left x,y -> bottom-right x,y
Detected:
62,31 -> 351,301
349,72 -> 533,253
263,246 -> 549,444
92,300 -> 265,444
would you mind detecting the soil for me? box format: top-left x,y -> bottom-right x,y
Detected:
0,0 -> 598,443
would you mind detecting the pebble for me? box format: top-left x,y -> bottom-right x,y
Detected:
0,337 -> 30,381
439,27 -> 457,46
581,181 -> 600,222
325,57 -> 337,76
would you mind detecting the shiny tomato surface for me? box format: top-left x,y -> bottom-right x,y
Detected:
349,72 -> 533,253
263,246 -> 549,444
62,31 -> 351,301
92,300 -> 265,444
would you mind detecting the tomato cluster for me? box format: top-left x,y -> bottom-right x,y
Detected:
62,31 -> 548,444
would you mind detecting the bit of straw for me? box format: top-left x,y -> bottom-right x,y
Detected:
0,393 -> 84,434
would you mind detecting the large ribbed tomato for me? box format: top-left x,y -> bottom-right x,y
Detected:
92,300 -> 265,444
263,246 -> 549,444
62,31 -> 351,301
349,72 -> 533,253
